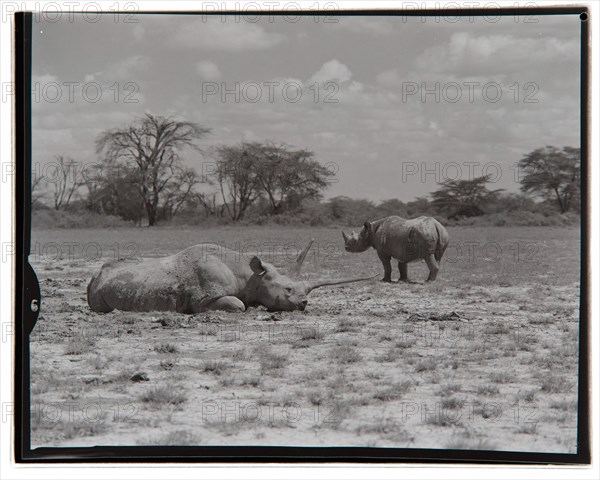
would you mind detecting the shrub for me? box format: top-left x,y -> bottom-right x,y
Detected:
33,207 -> 128,229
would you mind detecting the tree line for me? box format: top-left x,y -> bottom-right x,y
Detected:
33,114 -> 581,226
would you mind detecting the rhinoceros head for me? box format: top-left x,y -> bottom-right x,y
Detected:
244,256 -> 310,311
243,239 -> 376,312
342,221 -> 372,253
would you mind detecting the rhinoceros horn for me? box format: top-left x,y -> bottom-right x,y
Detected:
305,274 -> 378,293
342,231 -> 349,242
290,238 -> 314,277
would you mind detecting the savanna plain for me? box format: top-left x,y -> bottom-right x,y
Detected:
29,225 -> 580,452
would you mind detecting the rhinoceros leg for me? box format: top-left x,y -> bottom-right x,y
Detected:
425,254 -> 439,282
398,262 -> 410,283
377,251 -> 393,282
180,289 -> 245,313
207,296 -> 246,312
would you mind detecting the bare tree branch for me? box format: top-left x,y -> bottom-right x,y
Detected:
95,114 -> 211,225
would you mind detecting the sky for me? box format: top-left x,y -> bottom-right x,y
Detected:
31,12 -> 582,202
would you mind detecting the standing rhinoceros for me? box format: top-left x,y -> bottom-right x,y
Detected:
87,240 -> 375,313
342,216 -> 449,283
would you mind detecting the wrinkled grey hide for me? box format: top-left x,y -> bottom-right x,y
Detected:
342,216 -> 449,282
88,242 -> 375,313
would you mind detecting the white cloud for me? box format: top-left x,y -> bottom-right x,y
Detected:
268,76 -> 304,87
347,81 -> 364,93
170,20 -> 283,52
84,71 -> 103,82
416,32 -> 579,75
330,17 -> 395,36
98,55 -> 151,82
376,69 -> 403,88
195,60 -> 222,81
309,59 -> 352,84
241,129 -> 258,141
428,120 -> 446,138
29,16 -> 581,203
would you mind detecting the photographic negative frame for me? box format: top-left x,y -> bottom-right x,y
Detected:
12,3 -> 591,465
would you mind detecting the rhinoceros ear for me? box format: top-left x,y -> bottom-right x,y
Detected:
249,256 -> 267,276
363,221 -> 371,231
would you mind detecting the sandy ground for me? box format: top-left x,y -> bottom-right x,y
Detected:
29,225 -> 580,452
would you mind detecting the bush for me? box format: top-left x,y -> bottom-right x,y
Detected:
33,207 -> 129,229
447,211 -> 579,227
32,198 -> 580,228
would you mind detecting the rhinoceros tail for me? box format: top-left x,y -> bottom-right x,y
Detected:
434,221 -> 450,263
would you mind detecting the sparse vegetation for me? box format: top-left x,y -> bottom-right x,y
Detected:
30,224 -> 580,452
489,372 -> 516,384
306,389 -> 327,406
355,417 -> 413,443
201,360 -> 230,376
446,438 -> 497,450
437,384 -> 463,396
32,415 -> 109,441
87,355 -> 111,370
335,318 -> 356,333
299,326 -> 325,341
540,375 -> 574,394
424,414 -> 460,428
140,385 -> 187,406
395,338 -> 417,349
154,343 -> 179,354
239,375 -> 261,387
64,337 -> 95,355
331,344 -> 362,364
477,384 -> 500,395
373,381 -> 413,402
516,423 -> 538,434
259,350 -> 288,372
374,347 -> 400,363
112,368 -> 136,383
160,359 -> 175,370
514,389 -> 538,403
440,396 -> 465,410
141,430 -> 201,446
415,358 -> 438,372
549,398 -> 578,411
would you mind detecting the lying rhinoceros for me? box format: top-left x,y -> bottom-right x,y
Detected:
87,240 -> 375,313
342,216 -> 449,283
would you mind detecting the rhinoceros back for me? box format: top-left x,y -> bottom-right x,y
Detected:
373,216 -> 445,263
87,244 -> 251,313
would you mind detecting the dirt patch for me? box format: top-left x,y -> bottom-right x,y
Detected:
30,226 -> 580,452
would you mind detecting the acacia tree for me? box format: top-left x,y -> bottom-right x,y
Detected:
431,175 -> 504,218
96,113 -> 210,226
193,192 -> 225,218
252,142 -> 334,214
406,196 -> 433,217
31,170 -> 46,208
83,162 -> 144,224
160,167 -> 202,220
518,146 -> 580,213
214,144 -> 262,221
377,198 -> 408,218
44,155 -> 85,210
327,196 -> 377,225
213,141 -> 335,221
